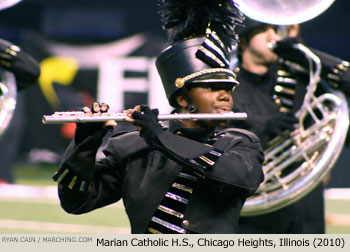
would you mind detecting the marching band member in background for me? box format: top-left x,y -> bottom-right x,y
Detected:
0,0 -> 41,183
0,37 -> 41,183
230,17 -> 350,233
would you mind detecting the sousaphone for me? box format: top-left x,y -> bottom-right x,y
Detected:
234,0 -> 350,216
0,0 -> 21,138
0,0 -> 21,10
0,67 -> 16,139
235,0 -> 336,25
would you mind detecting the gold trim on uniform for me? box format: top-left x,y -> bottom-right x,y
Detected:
172,183 -> 193,193
165,192 -> 188,204
279,107 -> 290,113
147,227 -> 162,234
277,69 -> 292,76
337,62 -> 349,71
198,46 -> 226,67
274,98 -> 282,105
275,85 -> 296,95
151,216 -> 186,234
56,169 -> 70,183
178,172 -> 197,181
68,176 -> 78,189
174,68 -> 237,88
276,77 -> 297,84
158,205 -> 184,218
88,182 -> 92,192
79,181 -> 86,192
199,155 -> 215,166
175,78 -> 185,88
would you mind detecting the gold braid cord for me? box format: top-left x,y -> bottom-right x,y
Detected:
175,68 -> 237,88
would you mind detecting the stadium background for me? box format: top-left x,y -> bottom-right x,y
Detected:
0,0 -> 349,233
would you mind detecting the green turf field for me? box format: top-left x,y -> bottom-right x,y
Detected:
0,199 -> 130,234
0,164 -> 349,234
1,164 -> 130,234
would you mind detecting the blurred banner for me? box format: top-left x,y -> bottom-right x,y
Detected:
18,31 -> 169,163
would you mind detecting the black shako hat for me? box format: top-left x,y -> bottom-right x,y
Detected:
155,0 -> 244,108
156,36 -> 239,107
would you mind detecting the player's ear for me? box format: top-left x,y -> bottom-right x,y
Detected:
176,92 -> 188,109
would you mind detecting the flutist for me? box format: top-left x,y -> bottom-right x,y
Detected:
52,0 -> 264,234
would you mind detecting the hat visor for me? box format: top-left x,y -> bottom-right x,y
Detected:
190,78 -> 239,87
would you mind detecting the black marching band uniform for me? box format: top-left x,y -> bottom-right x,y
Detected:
230,19 -> 350,233
0,0 -> 41,182
52,0 -> 264,234
0,38 -> 41,182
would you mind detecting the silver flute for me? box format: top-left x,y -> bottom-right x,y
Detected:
42,111 -> 247,124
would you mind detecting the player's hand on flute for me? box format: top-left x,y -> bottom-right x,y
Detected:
130,104 -> 164,148
122,105 -> 140,124
75,102 -> 117,144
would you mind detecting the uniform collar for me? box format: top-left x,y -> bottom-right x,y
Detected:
169,120 -> 215,140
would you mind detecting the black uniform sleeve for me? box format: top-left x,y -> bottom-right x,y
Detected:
52,127 -> 123,214
154,129 -> 265,197
0,38 -> 40,89
274,38 -> 350,95
311,48 -> 350,95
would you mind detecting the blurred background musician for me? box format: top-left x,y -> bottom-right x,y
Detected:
0,0 -> 41,183
229,16 -> 349,233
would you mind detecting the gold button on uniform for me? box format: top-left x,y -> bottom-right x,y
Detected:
182,220 -> 189,227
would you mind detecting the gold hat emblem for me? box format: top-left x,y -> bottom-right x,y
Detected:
175,78 -> 185,88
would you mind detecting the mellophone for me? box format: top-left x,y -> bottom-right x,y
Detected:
42,111 -> 247,124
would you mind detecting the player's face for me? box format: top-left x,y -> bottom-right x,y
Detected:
188,83 -> 234,126
246,26 -> 281,65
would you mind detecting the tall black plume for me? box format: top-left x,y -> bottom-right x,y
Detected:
158,0 -> 244,50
